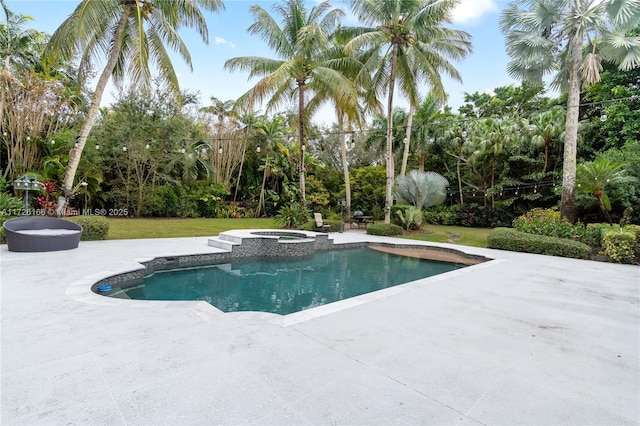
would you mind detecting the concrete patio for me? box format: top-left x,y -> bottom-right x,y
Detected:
1,232 -> 638,425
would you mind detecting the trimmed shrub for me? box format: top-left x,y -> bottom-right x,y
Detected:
67,215 -> 110,240
513,208 -> 586,240
582,223 -> 612,248
422,206 -> 457,226
366,223 -> 403,236
488,227 -> 591,259
602,230 -> 636,264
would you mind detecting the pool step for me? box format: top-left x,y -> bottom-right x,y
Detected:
207,237 -> 240,252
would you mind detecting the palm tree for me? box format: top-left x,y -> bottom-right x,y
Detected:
500,0 -> 640,222
224,0 -> 355,209
530,106 -> 565,174
342,0 -> 472,223
43,0 -> 224,215
393,170 -> 449,210
577,158 -> 630,224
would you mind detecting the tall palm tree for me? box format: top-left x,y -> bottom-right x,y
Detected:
500,0 -> 640,222
224,0 -> 355,209
342,0 -> 472,223
43,0 -> 224,215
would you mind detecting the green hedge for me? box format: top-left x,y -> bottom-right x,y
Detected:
488,227 -> 591,259
602,230 -> 636,263
366,223 -> 403,236
66,215 -> 110,241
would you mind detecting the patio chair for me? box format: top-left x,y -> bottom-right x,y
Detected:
313,212 -> 331,232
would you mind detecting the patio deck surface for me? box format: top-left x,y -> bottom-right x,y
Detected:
1,231 -> 638,425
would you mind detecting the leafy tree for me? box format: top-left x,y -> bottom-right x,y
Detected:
343,0 -> 472,223
500,0 -> 640,222
529,106 -> 565,174
225,0 -> 354,210
44,0 -> 223,215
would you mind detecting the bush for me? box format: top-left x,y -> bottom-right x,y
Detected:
366,223 -> 403,236
275,203 -> 310,229
487,227 -> 591,259
422,205 -> 457,226
582,223 -> 612,248
394,205 -> 422,230
66,215 -> 110,240
513,208 -> 586,240
602,230 -> 636,264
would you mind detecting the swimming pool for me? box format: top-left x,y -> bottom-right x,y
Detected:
105,247 -> 465,315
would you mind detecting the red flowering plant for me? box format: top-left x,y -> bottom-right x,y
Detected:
36,181 -> 59,216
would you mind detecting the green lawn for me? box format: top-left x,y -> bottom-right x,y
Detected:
106,218 -> 278,240
106,217 -> 490,247
398,224 -> 491,248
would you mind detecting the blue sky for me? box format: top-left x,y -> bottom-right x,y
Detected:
8,0 -> 519,124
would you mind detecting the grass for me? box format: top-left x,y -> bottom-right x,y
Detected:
398,224 -> 491,248
106,218 -> 278,240
106,217 -> 490,247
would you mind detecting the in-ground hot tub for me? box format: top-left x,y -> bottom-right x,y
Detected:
3,216 -> 82,252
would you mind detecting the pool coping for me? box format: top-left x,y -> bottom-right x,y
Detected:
65,230 -> 498,327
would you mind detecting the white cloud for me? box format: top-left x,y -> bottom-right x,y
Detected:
451,0 -> 498,24
214,36 -> 236,49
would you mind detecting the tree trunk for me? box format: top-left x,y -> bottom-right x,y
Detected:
560,30 -> 582,223
298,80 -> 306,210
400,103 -> 415,177
256,155 -> 269,217
457,144 -> 464,205
338,112 -> 352,223
233,141 -> 246,202
384,43 -> 399,224
56,6 -> 131,215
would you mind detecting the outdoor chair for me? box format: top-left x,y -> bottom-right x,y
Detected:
313,212 -> 331,232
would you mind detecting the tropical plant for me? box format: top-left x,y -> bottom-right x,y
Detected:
275,202 -> 310,229
576,158 -> 631,224
393,170 -> 449,211
224,0 -> 355,210
395,204 -> 423,230
500,0 -> 640,222
530,106 -> 565,174
342,0 -> 472,223
43,0 -> 224,215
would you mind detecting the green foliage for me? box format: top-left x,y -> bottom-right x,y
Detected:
422,205 -> 458,225
394,205 -> 423,230
67,215 -> 110,241
366,223 -> 404,236
513,208 -> 586,240
351,166 -> 387,218
488,228 -> 591,259
602,230 -> 637,264
393,171 -> 448,210
0,191 -> 26,219
275,203 -> 310,229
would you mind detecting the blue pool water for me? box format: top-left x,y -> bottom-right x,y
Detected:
108,247 -> 465,315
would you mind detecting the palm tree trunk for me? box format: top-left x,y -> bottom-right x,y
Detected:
400,103 -> 415,177
256,155 -> 269,217
56,6 -> 131,215
337,112 -> 351,222
298,80 -> 306,210
384,43 -> 399,224
233,141 -> 246,202
560,30 -> 582,223
457,145 -> 464,205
